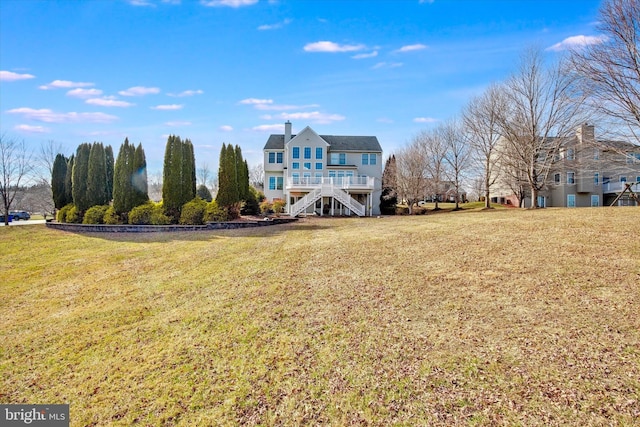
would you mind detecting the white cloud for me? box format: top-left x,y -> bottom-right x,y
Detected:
372,62 -> 403,69
14,124 -> 50,133
377,117 -> 394,124
219,125 -> 233,131
151,104 -> 183,110
413,117 -> 438,123
165,121 -> 192,126
167,89 -> 204,97
258,18 -> 291,30
395,43 -> 428,53
119,86 -> 161,96
7,107 -> 118,123
39,80 -> 94,90
280,111 -> 345,124
304,41 -> 366,53
66,88 -> 103,98
128,0 -> 155,6
86,98 -> 135,107
200,0 -> 258,7
0,71 -> 36,81
547,35 -> 607,52
239,98 -> 273,106
252,124 -> 285,132
419,0 -> 435,3
352,51 -> 378,59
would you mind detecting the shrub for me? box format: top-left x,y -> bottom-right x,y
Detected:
260,200 -> 273,215
204,200 -> 227,222
57,204 -> 73,223
65,205 -> 83,223
103,206 -> 120,225
241,188 -> 260,216
226,204 -> 240,220
395,206 -> 409,215
83,205 -> 109,224
272,198 -> 286,216
150,206 -> 171,225
128,202 -> 154,225
196,184 -> 213,202
179,197 -> 208,225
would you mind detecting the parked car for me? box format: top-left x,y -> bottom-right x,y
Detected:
10,211 -> 30,221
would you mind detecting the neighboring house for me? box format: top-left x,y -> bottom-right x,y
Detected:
423,180 -> 468,204
492,124 -> 640,207
263,122 -> 383,216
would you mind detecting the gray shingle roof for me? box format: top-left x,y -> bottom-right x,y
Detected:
264,134 -> 382,152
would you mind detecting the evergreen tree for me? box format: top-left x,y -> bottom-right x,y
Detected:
113,138 -> 134,215
380,154 -> 398,215
235,145 -> 248,201
52,153 -> 68,210
216,143 -> 239,208
64,155 -> 74,206
196,184 -> 213,202
162,135 -> 195,221
87,142 -> 109,207
105,145 -> 114,202
132,143 -> 149,207
72,143 -> 91,212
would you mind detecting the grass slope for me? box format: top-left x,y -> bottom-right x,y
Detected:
1,208 -> 639,426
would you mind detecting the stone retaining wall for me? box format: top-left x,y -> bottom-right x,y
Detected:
46,217 -> 297,233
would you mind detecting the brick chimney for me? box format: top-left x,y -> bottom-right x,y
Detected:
284,121 -> 292,144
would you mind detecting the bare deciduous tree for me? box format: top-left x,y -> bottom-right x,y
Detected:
395,138 -> 428,214
462,84 -> 508,209
0,134 -> 33,224
249,163 -> 264,189
422,127 -> 449,210
197,162 -> 211,188
38,139 -> 65,183
570,0 -> 640,148
441,119 -> 471,210
497,47 -> 585,208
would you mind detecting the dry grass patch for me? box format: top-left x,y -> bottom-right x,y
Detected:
1,208 -> 639,426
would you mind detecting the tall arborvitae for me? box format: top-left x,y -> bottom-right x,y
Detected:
162,135 -> 195,221
132,143 -> 149,207
72,143 -> 91,212
380,154 -> 398,215
65,155 -> 74,206
105,145 -> 114,202
113,138 -> 133,215
216,143 -> 239,208
235,145 -> 249,202
87,142 -> 109,207
52,153 -> 69,210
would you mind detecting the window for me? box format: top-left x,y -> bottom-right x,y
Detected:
316,147 -> 323,159
554,173 -> 561,184
567,172 -> 575,184
276,152 -> 283,164
370,153 -> 377,165
292,147 -> 300,159
566,148 -> 575,160
620,176 -> 627,183
315,162 -> 323,170
268,152 -> 275,163
276,177 -> 283,190
304,162 -> 311,170
594,173 -> 599,186
362,154 -> 369,165
591,195 -> 600,207
637,176 -> 640,183
594,149 -> 600,160
292,162 -> 299,170
567,194 -> 576,208
331,153 -> 346,165
292,173 -> 300,184
303,172 -> 311,184
269,176 -> 276,190
314,172 -> 322,184
304,147 -> 311,159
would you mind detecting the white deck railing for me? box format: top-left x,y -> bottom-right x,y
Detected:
603,181 -> 639,193
286,176 -> 375,190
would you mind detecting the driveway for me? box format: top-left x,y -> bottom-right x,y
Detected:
0,219 -> 47,227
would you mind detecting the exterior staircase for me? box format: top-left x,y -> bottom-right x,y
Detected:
288,185 -> 366,217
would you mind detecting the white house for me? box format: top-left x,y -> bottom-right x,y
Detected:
263,122 -> 383,216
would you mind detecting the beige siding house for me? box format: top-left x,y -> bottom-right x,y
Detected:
263,122 -> 383,216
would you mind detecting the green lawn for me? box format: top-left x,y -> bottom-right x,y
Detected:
1,208 -> 639,426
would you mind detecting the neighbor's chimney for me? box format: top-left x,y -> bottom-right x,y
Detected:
284,121 -> 292,144
576,123 -> 595,144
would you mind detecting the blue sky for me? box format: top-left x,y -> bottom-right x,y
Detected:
1,0 -> 604,174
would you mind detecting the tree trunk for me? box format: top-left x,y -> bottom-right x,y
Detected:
530,187 -> 538,209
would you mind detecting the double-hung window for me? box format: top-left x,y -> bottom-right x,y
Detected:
315,162 -> 323,170
594,173 -> 599,186
268,152 -> 275,164
304,147 -> 311,159
292,147 -> 300,159
276,152 -> 283,164
362,154 -> 369,165
316,147 -> 323,159
567,172 -> 575,184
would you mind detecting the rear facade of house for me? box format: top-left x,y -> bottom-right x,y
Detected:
263,122 -> 383,216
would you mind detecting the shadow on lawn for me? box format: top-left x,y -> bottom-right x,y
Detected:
80,221 -> 334,243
